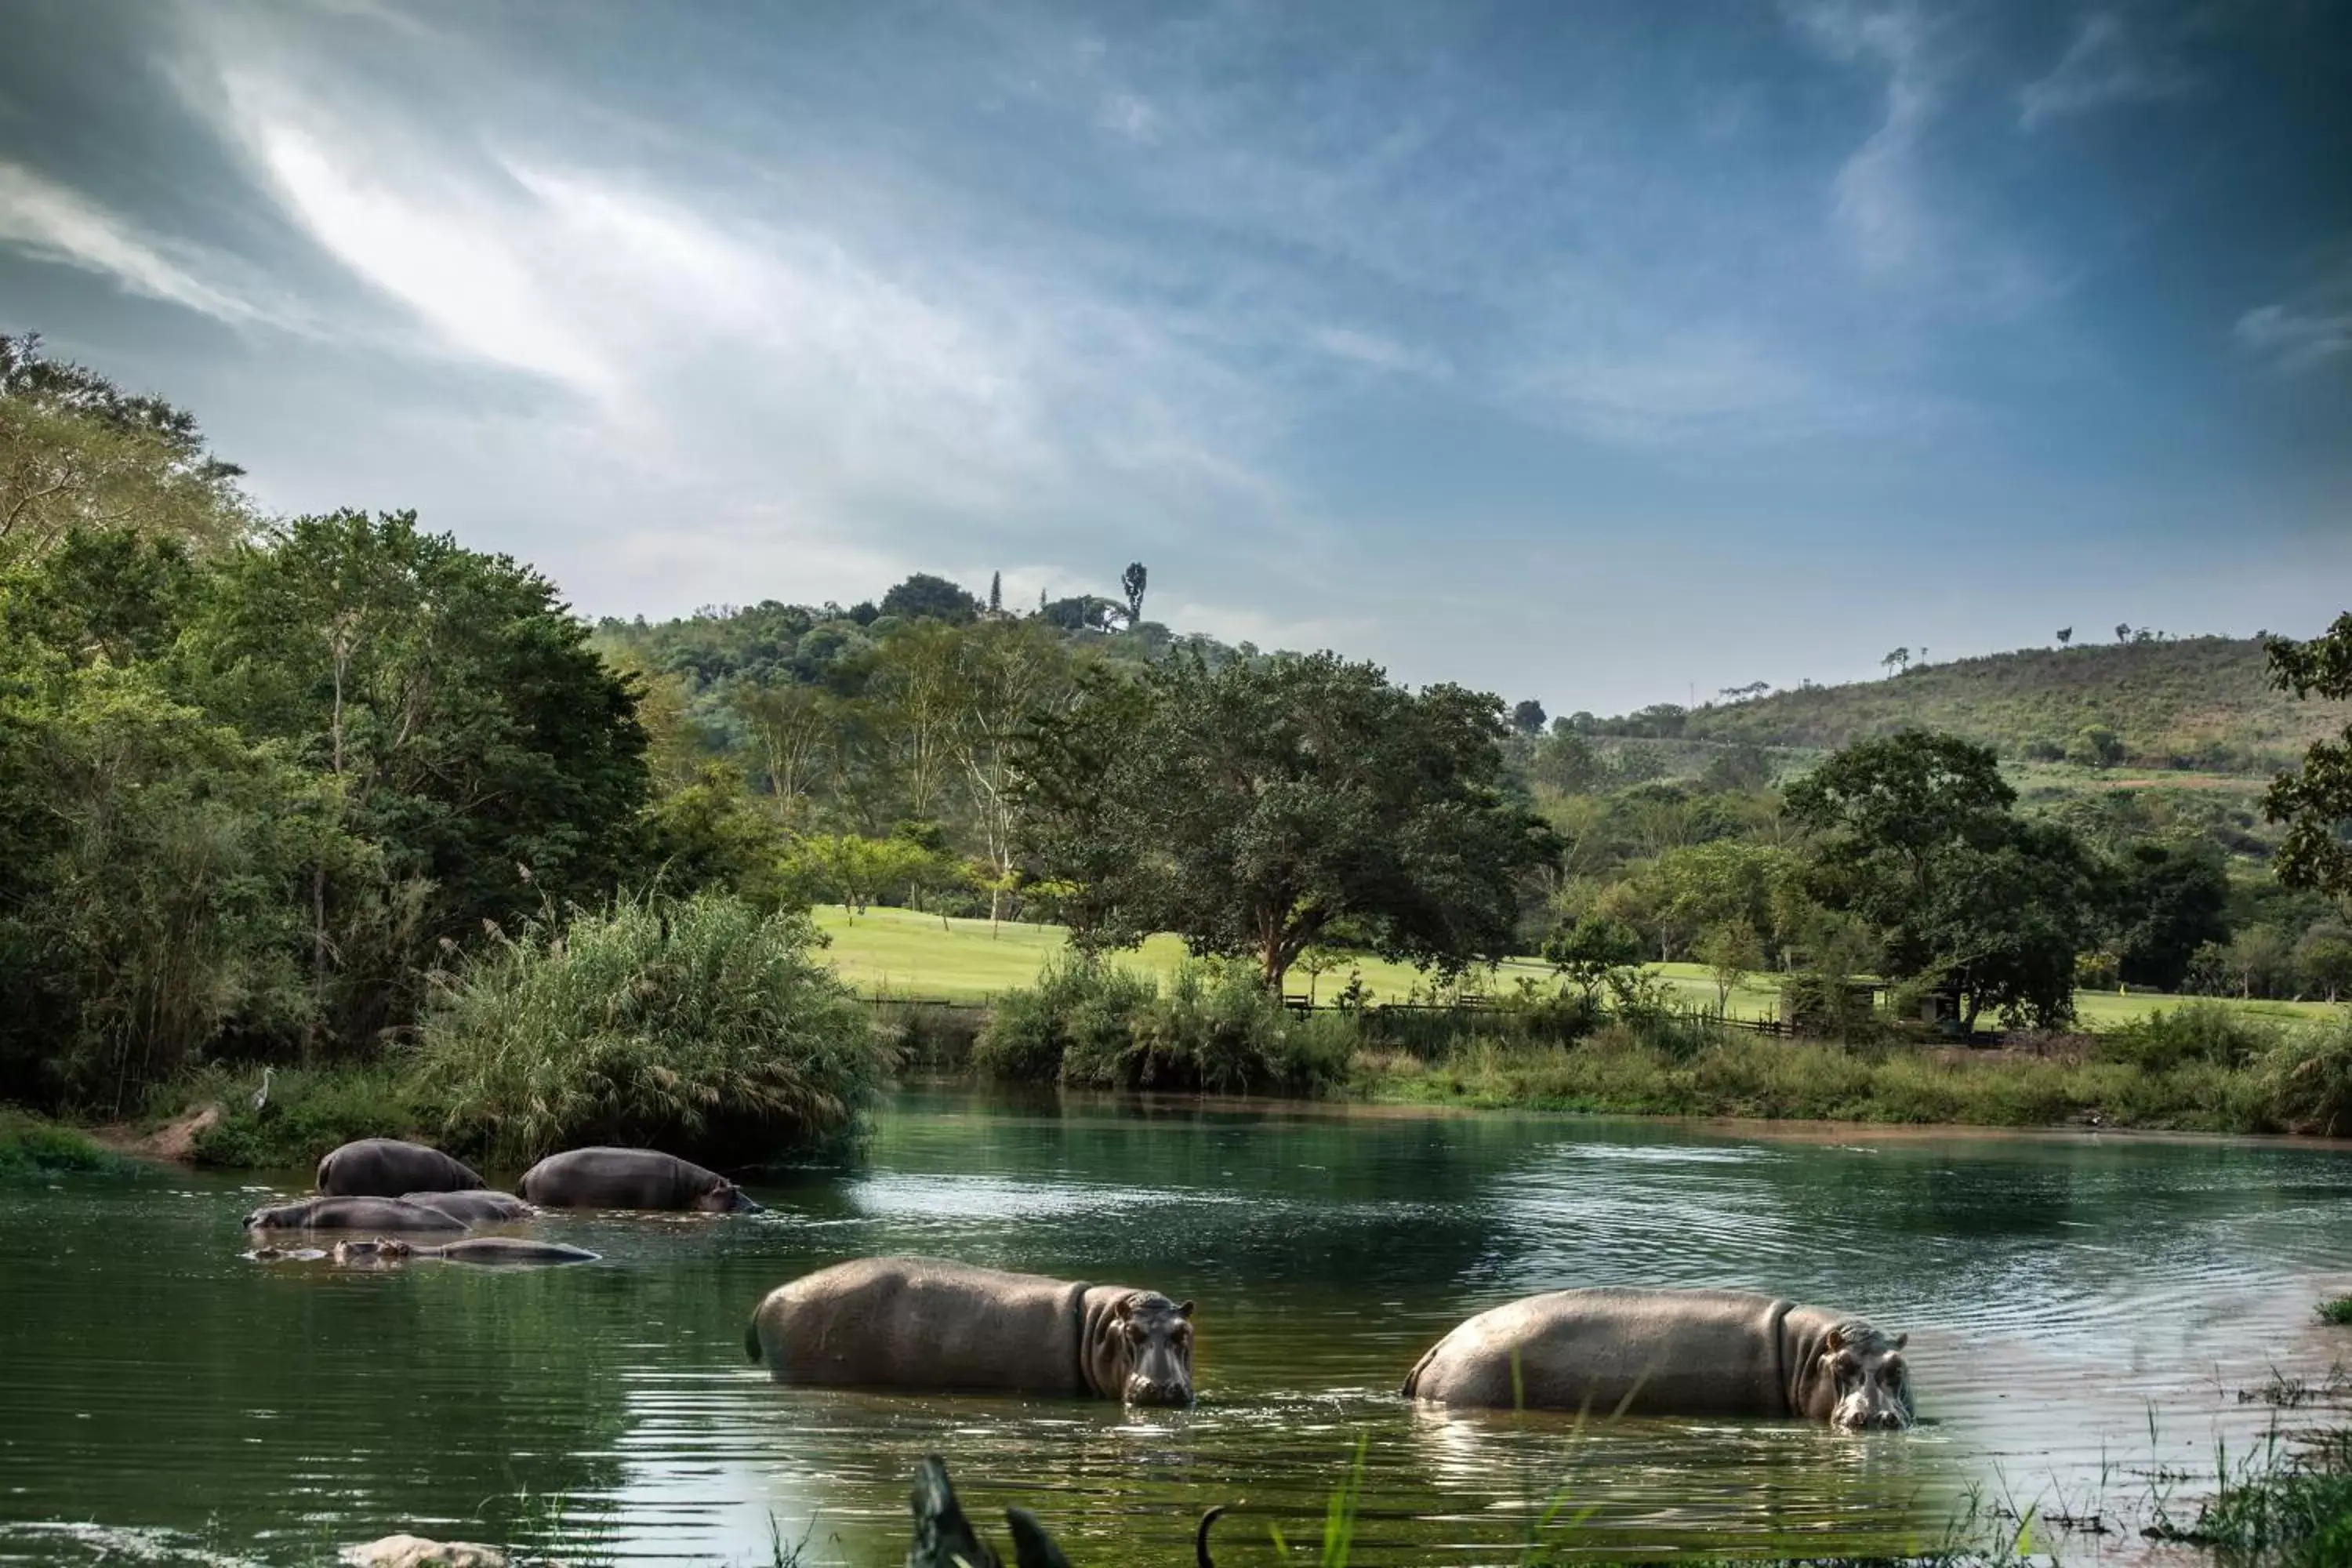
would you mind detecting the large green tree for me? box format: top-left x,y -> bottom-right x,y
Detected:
185,511 -> 649,1044
1017,652 -> 1558,990
1788,731 -> 2097,1028
2265,614 -> 2352,904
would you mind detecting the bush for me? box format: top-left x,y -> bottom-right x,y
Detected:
975,956 -> 1356,1094
0,1106 -> 117,1174
2263,1018 -> 2352,1138
174,1062 -> 437,1170
2098,1001 -> 2277,1073
416,892 -> 891,1169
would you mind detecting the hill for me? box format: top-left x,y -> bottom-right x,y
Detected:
1597,636 -> 2345,775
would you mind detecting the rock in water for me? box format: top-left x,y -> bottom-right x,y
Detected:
339,1536 -> 507,1567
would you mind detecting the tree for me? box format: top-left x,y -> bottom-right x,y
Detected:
987,570 -> 1003,615
2066,725 -> 2124,769
1881,648 -> 1910,677
2115,623 -> 2132,644
1510,699 -> 1547,735
2109,843 -> 2228,992
2297,923 -> 2352,1004
879,573 -> 980,624
1016,652 -> 1558,990
1541,914 -> 1645,1000
185,510 -> 648,1045
940,619 -> 1076,927
1120,561 -> 1148,627
731,680 -> 834,815
0,335 -> 252,561
2056,627 -> 2072,648
2263,614 -> 2352,903
867,621 -> 964,819
1697,920 -> 1766,1011
2224,924 -> 2296,999
1788,731 -> 2093,1028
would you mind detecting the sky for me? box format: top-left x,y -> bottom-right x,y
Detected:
2,0 -> 2347,715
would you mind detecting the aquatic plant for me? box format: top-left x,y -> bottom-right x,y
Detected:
2321,1298 -> 2352,1327
416,892 -> 891,1168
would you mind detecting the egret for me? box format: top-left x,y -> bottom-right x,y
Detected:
252,1065 -> 274,1114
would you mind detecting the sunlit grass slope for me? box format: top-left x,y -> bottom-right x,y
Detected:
811,906 -> 2339,1029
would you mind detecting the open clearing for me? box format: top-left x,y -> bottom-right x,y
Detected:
811,906 -> 2343,1029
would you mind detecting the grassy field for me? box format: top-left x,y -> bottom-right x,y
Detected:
811,906 -> 2344,1029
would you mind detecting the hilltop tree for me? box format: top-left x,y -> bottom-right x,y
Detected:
2056,627 -> 2073,648
1016,652 -> 1557,990
1511,699 -> 1547,735
1120,561 -> 1148,627
879,573 -> 980,624
2115,623 -> 2132,644
988,571 -> 1002,615
0,333 -> 253,561
2264,612 -> 2352,904
1881,648 -> 1910,677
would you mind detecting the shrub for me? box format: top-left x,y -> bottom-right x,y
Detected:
178,1062 -> 439,1170
975,956 -> 1356,1094
0,1106 -> 117,1174
416,892 -> 890,1168
2098,1001 -> 2278,1073
2263,1018 -> 2352,1138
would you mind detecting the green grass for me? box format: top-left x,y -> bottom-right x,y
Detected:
0,1107 -> 118,1174
2321,1298 -> 2352,1327
812,906 -> 2345,1029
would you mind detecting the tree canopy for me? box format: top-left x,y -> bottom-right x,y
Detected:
1017,652 -> 1557,989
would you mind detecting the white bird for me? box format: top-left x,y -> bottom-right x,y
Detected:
252,1065 -> 274,1114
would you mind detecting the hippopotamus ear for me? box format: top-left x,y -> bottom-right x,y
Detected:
1892,1332 -> 1907,1350
1113,1293 -> 1137,1319
1824,1326 -> 1848,1352
1177,1301 -> 1194,1319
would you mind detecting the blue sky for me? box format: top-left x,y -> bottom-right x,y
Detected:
2,0 -> 2346,713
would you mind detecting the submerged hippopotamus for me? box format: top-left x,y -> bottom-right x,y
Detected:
317,1138 -> 484,1197
516,1147 -> 760,1212
332,1236 -> 600,1267
244,1196 -> 466,1233
398,1190 -> 533,1225
1402,1287 -> 1914,1431
746,1256 -> 1196,1406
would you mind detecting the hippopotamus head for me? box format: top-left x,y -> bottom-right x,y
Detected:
1817,1323 -> 1912,1431
1114,1292 -> 1196,1406
331,1237 -> 415,1265
694,1178 -> 762,1214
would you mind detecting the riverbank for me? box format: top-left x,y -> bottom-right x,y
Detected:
1345,1029 -> 2308,1134
0,1107 -> 121,1174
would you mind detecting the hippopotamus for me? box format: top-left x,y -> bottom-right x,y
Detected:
332,1237 -> 600,1267
397,1189 -> 533,1224
516,1147 -> 760,1212
1401,1287 -> 1914,1431
746,1256 -> 1195,1406
243,1196 -> 466,1233
316,1138 -> 484,1197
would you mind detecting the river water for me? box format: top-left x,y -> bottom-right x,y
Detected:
2,1089 -> 2349,1566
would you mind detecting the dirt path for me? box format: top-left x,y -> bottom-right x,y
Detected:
86,1105 -> 218,1165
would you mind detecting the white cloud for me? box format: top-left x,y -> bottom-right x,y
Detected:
1308,324 -> 1447,379
2234,296 -> 2352,372
2019,13 -> 2194,132
0,161 -> 261,323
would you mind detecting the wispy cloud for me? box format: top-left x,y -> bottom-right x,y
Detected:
0,160 -> 262,324
2019,13 -> 2195,132
2234,285 -> 2352,372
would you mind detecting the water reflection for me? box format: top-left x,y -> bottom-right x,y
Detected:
0,1091 -> 2347,1564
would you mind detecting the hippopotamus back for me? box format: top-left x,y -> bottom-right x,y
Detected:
317,1138 -> 484,1197
245,1196 -> 467,1233
516,1147 -> 758,1211
1403,1287 -> 1913,1429
399,1190 -> 533,1225
746,1256 -> 1196,1404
